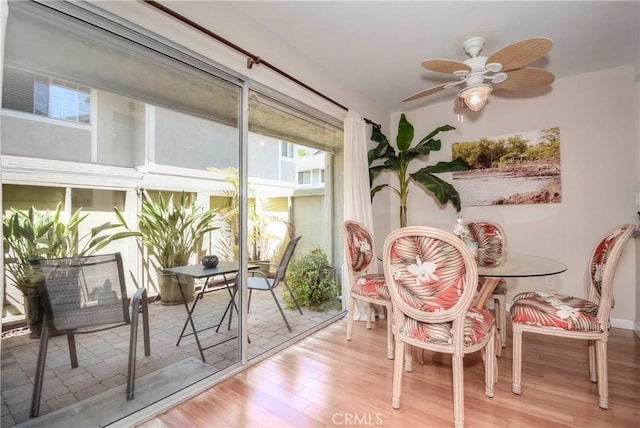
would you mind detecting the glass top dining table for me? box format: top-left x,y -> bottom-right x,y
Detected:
474,252 -> 567,314
474,252 -> 567,357
476,252 -> 568,279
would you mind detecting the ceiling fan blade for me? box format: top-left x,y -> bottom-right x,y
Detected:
421,59 -> 471,74
403,83 -> 448,102
487,38 -> 553,72
494,68 -> 555,91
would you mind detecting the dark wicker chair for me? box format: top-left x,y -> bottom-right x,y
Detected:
29,253 -> 150,417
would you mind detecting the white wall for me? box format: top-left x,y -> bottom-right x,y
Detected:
88,2 -> 638,327
377,66 -> 639,327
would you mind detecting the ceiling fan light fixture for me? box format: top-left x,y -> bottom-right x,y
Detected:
459,84 -> 492,111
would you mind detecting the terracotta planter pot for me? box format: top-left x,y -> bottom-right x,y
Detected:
159,272 -> 195,305
24,290 -> 44,339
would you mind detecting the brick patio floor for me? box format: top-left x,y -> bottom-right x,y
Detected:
1,285 -> 343,427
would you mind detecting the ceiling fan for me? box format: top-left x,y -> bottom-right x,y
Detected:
403,36 -> 555,111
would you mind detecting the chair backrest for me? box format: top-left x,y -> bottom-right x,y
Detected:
464,220 -> 507,267
33,253 -> 130,332
274,236 -> 301,282
589,224 -> 635,324
343,220 -> 377,279
382,226 -> 478,326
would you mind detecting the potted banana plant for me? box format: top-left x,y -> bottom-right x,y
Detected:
369,113 -> 469,227
119,192 -> 220,305
2,203 -> 139,337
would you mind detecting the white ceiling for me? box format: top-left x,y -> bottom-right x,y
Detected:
224,1 -> 640,112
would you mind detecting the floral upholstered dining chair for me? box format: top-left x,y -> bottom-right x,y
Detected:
465,220 -> 508,350
510,224 -> 635,409
383,226 -> 495,428
343,220 -> 394,359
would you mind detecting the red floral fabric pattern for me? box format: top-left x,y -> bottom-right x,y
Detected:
388,235 -> 466,312
510,291 -> 601,331
590,226 -> 627,298
466,221 -> 506,267
387,233 -> 493,346
350,273 -> 391,300
345,222 -> 375,274
345,222 -> 391,300
399,308 -> 494,345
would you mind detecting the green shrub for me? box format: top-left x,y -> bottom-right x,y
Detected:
284,247 -> 339,311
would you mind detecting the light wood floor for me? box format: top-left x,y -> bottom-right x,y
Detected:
138,316 -> 640,427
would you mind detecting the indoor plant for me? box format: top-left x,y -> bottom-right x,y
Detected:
2,203 -> 138,337
368,113 -> 469,227
121,192 -> 220,305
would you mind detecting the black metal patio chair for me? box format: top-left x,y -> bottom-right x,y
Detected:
247,236 -> 303,332
29,253 -> 150,417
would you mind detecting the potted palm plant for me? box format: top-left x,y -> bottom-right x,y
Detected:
121,192 -> 220,305
212,167 -> 288,274
369,113 -> 469,227
2,203 -> 139,337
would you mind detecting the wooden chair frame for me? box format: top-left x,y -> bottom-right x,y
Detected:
343,220 -> 394,360
465,219 -> 508,352
383,226 -> 496,428
511,224 -> 635,409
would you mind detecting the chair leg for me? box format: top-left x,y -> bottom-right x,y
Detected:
283,282 -> 303,315
365,303 -> 373,329
268,288 -> 292,332
494,294 -> 506,347
30,317 -> 50,418
248,289 -> 253,312
346,296 -> 356,341
485,326 -> 495,398
452,352 -> 464,428
405,345 -> 413,372
67,333 -> 78,368
512,323 -> 523,394
588,339 -> 597,382
596,339 -> 609,409
385,305 -> 394,360
391,340 -> 405,410
142,291 -> 151,357
127,301 -> 139,400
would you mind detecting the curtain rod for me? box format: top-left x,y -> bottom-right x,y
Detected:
143,0 -> 380,128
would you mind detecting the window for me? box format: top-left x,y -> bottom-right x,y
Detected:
320,169 -> 325,184
280,141 -> 294,158
2,67 -> 91,124
297,170 -> 311,185
1,2 -> 345,425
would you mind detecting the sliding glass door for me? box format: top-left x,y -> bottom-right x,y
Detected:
1,1 -> 345,426
1,1 -> 244,424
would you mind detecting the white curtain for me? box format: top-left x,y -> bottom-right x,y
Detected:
343,110 -> 383,321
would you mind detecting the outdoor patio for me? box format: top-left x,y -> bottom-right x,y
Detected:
1,283 -> 343,427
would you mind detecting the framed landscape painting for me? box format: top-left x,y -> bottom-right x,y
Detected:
452,127 -> 561,206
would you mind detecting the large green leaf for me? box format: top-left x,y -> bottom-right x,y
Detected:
409,157 -> 469,212
418,124 -> 456,145
369,165 -> 387,186
414,157 -> 469,174
370,183 -> 390,199
396,113 -> 414,152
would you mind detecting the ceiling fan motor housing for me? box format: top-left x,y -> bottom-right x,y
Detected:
462,36 -> 486,57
